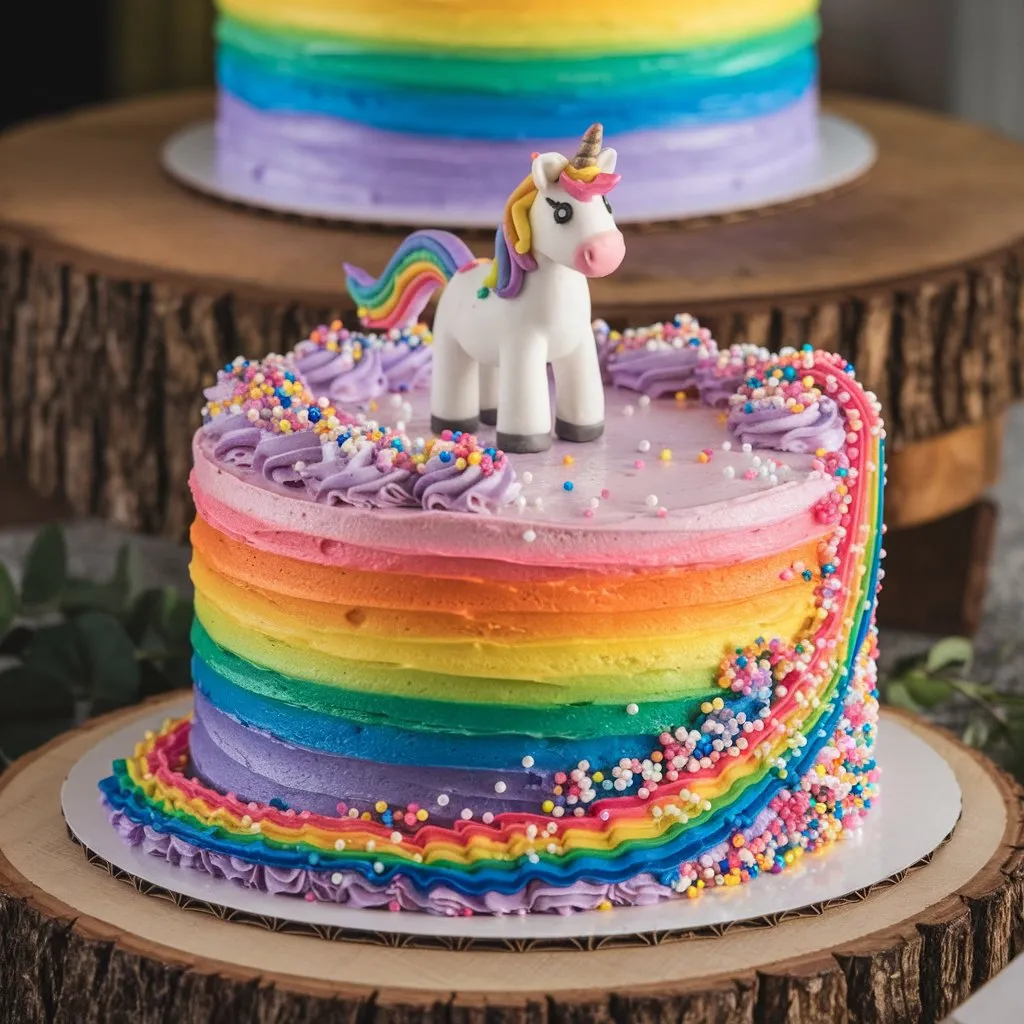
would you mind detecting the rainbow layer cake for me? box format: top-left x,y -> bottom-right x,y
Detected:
102,317 -> 884,915
214,0 -> 822,220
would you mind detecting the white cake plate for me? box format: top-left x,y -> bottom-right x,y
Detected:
161,114 -> 877,230
61,699 -> 960,951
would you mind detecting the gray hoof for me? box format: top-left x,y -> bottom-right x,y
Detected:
555,419 -> 604,443
479,408 -> 498,426
497,431 -> 553,454
431,414 -> 480,435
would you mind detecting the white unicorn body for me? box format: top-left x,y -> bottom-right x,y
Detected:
345,125 -> 625,453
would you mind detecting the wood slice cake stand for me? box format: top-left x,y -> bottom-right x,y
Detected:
0,699 -> 1021,1024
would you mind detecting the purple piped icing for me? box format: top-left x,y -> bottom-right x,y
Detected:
294,341 -> 387,407
411,456 -> 521,514
205,414 -> 262,470
379,339 -> 432,393
694,344 -> 773,408
728,396 -> 846,454
608,344 -> 708,398
597,314 -> 718,398
252,431 -> 324,488
107,808 -> 675,915
301,442 -> 419,509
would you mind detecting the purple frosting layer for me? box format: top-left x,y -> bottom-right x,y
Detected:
189,693 -> 547,820
215,90 -> 820,222
108,806 -> 675,914
728,396 -> 846,453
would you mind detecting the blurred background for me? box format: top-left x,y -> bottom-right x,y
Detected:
5,0 -> 1023,138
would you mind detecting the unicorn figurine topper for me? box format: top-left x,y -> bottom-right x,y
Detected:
344,124 -> 625,453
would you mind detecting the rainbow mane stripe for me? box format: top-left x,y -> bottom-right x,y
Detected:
344,230 -> 477,330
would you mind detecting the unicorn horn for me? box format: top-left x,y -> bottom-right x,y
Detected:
570,123 -> 604,169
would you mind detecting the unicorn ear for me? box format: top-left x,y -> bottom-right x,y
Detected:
531,152 -> 569,191
596,148 -> 618,174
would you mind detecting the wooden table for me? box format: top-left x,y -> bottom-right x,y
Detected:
1,699 -> 1021,1024
0,92 -> 1021,627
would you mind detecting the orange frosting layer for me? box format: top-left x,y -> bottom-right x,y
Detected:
190,513 -> 823,617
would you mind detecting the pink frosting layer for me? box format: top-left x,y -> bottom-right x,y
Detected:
192,391 -> 833,571
193,454 -> 833,575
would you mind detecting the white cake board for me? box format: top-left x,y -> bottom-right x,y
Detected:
161,115 -> 877,230
62,700 -> 960,950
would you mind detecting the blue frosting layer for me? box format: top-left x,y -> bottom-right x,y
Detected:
216,48 -> 818,139
194,654 -> 648,772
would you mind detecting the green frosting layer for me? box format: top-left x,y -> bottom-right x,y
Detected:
192,623 -> 720,740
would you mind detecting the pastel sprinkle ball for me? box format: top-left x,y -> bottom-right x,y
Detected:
302,319 -> 432,361
202,355 -> 341,438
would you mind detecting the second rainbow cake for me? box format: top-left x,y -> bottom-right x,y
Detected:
102,318 -> 884,915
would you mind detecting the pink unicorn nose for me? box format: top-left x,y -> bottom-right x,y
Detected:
574,230 -> 625,278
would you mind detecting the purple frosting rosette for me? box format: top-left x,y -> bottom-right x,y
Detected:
608,343 -> 707,398
728,395 -> 846,453
251,431 -> 324,488
694,344 -> 772,408
294,341 -> 387,407
300,442 -> 419,509
411,455 -> 521,514
203,413 -> 262,470
379,339 -> 432,393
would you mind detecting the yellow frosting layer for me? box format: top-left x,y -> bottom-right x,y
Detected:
217,0 -> 819,52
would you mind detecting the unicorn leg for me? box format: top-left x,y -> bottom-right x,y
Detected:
551,335 -> 605,443
479,364 -> 499,425
430,330 -> 480,435
496,335 -> 552,453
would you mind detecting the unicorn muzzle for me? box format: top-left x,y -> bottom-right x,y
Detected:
574,230 -> 626,278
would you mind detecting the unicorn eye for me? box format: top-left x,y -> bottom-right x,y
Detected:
545,198 -> 573,225
602,195 -> 613,215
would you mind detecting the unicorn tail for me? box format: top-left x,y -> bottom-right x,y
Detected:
344,229 -> 477,330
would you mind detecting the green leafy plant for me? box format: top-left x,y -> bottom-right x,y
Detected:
881,636 -> 1024,780
0,525 -> 193,765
